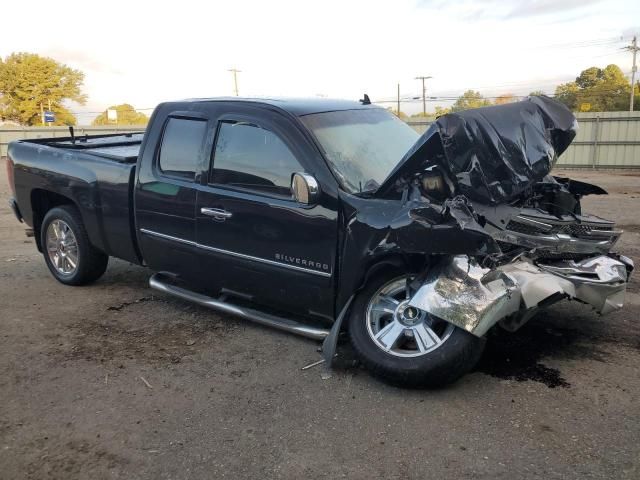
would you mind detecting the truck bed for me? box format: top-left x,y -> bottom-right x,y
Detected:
9,132 -> 144,265
22,132 -> 144,163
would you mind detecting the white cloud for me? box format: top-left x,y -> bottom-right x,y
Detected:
1,0 -> 637,122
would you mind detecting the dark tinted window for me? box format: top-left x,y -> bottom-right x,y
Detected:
159,117 -> 207,179
211,121 -> 302,197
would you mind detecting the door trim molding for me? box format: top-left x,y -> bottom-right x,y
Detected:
139,228 -> 332,278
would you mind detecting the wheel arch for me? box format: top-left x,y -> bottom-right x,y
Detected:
30,189 -> 76,252
361,253 -> 427,287
335,252 -> 430,330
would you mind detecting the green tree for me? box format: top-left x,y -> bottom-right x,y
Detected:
434,106 -> 451,118
494,93 -> 517,105
450,90 -> 492,112
0,52 -> 86,125
92,104 -> 149,126
528,90 -> 546,97
554,64 -> 631,112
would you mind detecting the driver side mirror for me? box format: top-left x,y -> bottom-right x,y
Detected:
291,172 -> 320,205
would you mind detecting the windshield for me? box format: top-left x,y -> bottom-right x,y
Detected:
301,108 -> 419,194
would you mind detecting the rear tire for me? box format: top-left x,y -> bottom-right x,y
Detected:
348,272 -> 485,387
41,206 -> 108,285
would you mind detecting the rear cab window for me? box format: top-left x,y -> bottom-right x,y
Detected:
158,117 -> 207,180
210,121 -> 303,197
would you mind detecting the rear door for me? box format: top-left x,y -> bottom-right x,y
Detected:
135,112 -> 210,278
195,106 -> 338,319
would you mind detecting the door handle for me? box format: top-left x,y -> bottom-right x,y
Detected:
201,207 -> 233,220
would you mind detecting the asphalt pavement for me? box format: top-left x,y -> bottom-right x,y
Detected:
1,163 -> 639,479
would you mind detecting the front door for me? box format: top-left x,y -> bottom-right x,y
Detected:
196,111 -> 338,319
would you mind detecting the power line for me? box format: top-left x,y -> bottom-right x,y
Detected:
374,87 -> 634,105
374,76 -> 638,105
526,36 -> 624,50
373,78 -> 572,103
379,63 -> 630,102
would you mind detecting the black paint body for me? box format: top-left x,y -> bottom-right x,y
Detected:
9,97 -> 563,325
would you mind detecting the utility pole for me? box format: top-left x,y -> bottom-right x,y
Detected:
228,68 -> 241,96
397,83 -> 401,117
415,75 -> 432,116
625,36 -> 639,111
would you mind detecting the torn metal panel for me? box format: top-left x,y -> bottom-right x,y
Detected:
553,176 -> 608,197
538,255 -> 633,315
539,255 -> 631,284
407,256 -> 520,337
345,187 -> 498,256
408,254 -> 633,337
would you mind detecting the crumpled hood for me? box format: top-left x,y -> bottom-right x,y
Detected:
377,96 -> 577,204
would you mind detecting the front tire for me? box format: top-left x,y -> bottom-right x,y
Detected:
41,206 -> 108,285
348,272 -> 485,387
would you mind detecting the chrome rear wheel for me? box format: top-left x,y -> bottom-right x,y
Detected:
41,206 -> 108,285
46,219 -> 79,276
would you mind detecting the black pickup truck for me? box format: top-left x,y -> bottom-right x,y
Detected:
7,96 -> 633,386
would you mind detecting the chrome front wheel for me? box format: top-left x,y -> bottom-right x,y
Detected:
46,219 -> 79,276
365,277 -> 455,358
349,271 -> 486,387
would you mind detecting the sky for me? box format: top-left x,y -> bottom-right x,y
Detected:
1,0 -> 639,124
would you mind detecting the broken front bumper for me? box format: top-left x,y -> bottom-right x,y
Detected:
408,254 -> 634,337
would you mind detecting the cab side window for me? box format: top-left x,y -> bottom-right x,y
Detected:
211,121 -> 302,197
158,117 -> 207,180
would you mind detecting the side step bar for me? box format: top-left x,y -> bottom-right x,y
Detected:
149,273 -> 330,341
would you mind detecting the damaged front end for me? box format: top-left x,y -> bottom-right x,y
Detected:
364,95 -> 634,337
407,253 -> 633,337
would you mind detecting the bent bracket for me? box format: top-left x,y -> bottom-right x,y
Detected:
321,295 -> 355,367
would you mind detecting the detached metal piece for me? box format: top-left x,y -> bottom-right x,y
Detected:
301,354 -> 338,371
408,254 -> 632,337
539,255 -> 631,284
301,358 -> 326,370
538,255 -> 633,315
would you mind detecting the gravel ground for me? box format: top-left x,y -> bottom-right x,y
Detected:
1,162 -> 639,479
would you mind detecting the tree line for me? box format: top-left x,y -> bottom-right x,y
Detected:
1,52 -> 639,126
0,53 -> 149,127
